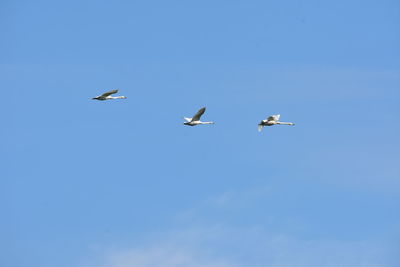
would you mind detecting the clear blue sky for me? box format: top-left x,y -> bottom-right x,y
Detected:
2,0 -> 400,266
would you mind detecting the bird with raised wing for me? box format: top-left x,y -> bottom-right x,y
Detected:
183,107 -> 215,126
258,114 -> 294,132
92,89 -> 127,101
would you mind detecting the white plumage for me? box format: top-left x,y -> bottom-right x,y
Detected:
183,107 -> 215,126
92,89 -> 127,101
258,114 -> 295,132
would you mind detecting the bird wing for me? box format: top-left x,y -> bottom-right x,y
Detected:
258,125 -> 264,132
100,89 -> 118,97
191,107 -> 206,121
268,114 -> 280,121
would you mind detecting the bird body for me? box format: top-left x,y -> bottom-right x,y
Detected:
258,114 -> 294,132
92,89 -> 127,100
183,107 -> 214,126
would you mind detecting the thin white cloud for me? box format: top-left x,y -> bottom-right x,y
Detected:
82,184 -> 399,267
103,246 -> 237,267
83,228 -> 239,267
83,225 -> 397,267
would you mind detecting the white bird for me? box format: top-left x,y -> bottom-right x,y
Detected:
258,114 -> 295,132
92,89 -> 127,101
183,107 -> 215,126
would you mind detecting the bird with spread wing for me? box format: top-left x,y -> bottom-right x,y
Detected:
258,114 -> 294,132
92,89 -> 127,101
183,107 -> 215,126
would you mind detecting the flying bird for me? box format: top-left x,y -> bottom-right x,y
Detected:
258,114 -> 294,132
183,107 -> 215,126
92,89 -> 127,101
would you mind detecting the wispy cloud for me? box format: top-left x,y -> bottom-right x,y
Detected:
83,225 -> 397,267
207,186 -> 271,207
82,186 -> 399,267
102,246 -> 237,267
83,226 -> 240,267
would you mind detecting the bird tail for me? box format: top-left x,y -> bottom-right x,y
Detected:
183,117 -> 192,122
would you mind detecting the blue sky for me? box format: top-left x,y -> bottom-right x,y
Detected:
1,0 -> 400,266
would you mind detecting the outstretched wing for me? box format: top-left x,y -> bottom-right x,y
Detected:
100,89 -> 118,97
192,107 -> 206,121
258,124 -> 264,132
267,114 -> 280,122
